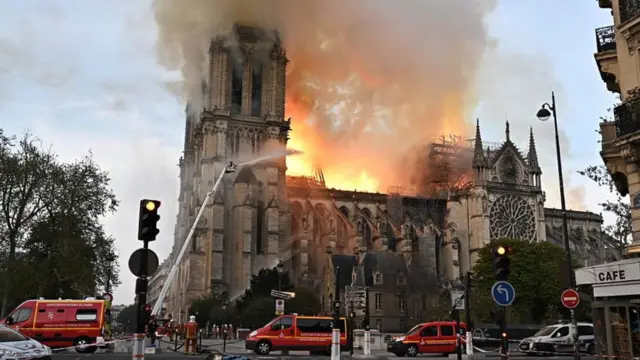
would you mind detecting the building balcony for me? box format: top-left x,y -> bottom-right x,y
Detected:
614,102 -> 640,138
620,0 -> 640,24
596,26 -> 616,52
594,26 -> 620,93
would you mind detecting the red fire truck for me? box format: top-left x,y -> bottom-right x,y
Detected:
1,298 -> 112,353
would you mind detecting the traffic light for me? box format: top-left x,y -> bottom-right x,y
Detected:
138,199 -> 161,241
501,332 -> 509,351
140,304 -> 152,326
493,245 -> 511,281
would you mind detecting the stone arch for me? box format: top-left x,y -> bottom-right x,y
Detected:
312,203 -> 329,242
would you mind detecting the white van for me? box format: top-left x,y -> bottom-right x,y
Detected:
518,322 -> 595,355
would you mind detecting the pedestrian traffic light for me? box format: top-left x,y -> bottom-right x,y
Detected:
493,245 -> 511,281
138,199 -> 161,241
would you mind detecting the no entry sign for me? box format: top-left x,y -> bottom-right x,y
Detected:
561,289 -> 580,309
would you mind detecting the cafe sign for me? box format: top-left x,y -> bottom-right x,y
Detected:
575,260 -> 640,285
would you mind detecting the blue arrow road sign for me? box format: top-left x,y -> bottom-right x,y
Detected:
491,281 -> 515,306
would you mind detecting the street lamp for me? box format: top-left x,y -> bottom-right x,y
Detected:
105,254 -> 116,294
276,260 -> 285,291
536,92 -> 579,360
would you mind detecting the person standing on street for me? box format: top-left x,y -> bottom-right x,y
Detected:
147,316 -> 158,346
184,315 -> 199,355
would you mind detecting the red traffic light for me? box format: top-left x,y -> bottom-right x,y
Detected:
144,304 -> 151,312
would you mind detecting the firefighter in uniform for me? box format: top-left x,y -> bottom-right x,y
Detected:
184,315 -> 199,355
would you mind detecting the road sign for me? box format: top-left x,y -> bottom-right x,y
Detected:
561,289 -> 580,309
275,299 -> 285,315
491,281 -> 515,306
102,293 -> 113,303
128,248 -> 159,277
451,291 -> 465,310
271,289 -> 295,300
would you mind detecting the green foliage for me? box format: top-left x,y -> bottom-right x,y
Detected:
0,130 -> 120,317
578,165 -> 631,250
285,287 -> 321,316
232,267 -> 320,329
471,239 -> 590,324
114,305 -> 137,333
235,267 -> 292,313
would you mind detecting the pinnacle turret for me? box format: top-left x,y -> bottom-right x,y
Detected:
472,119 -> 485,168
528,127 -> 541,174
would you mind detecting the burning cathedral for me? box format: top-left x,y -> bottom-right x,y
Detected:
163,25 -> 619,331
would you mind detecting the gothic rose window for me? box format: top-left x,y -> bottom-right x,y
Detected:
489,194 -> 536,241
498,155 -> 520,183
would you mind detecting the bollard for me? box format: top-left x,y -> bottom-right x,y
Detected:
198,330 -> 203,353
466,331 -> 473,355
132,333 -> 145,360
174,331 -> 179,352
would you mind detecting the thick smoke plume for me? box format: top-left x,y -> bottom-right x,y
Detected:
153,0 -> 498,192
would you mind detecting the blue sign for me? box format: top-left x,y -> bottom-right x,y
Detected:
491,281 -> 515,306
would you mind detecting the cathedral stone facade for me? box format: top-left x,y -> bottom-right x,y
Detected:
163,24 -> 619,324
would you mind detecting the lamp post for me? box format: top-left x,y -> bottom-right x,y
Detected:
536,92 -> 580,360
276,261 -> 285,291
105,254 -> 116,294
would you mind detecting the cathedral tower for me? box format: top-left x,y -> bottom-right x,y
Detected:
443,121 -> 546,282
170,24 -> 291,317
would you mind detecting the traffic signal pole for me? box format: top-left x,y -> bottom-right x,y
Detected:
131,199 -> 161,360
331,266 -> 341,360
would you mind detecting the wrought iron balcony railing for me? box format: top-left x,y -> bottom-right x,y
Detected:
595,26 -> 616,52
614,102 -> 640,137
620,0 -> 640,24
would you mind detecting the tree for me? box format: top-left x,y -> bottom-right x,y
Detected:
471,239 -> 589,324
578,165 -> 631,253
235,267 -> 292,313
0,130 -> 120,316
238,297 -> 276,329
0,132 -> 58,316
114,304 -> 137,333
285,287 -> 321,315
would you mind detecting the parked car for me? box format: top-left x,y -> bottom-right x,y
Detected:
518,322 -> 594,355
0,324 -> 52,360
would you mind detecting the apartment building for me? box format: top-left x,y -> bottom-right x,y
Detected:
594,0 -> 640,256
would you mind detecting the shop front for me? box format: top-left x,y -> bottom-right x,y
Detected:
575,258 -> 640,359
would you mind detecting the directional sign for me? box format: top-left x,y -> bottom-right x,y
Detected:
271,289 -> 295,300
561,289 -> 580,309
491,281 -> 515,306
451,291 -> 465,310
275,299 -> 285,315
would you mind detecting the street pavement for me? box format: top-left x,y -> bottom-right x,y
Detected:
51,337 -> 600,360
51,354 -> 601,360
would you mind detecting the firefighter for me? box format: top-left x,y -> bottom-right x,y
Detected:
184,315 -> 199,355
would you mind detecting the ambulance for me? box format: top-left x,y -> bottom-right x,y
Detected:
245,315 -> 348,355
1,298 -> 112,353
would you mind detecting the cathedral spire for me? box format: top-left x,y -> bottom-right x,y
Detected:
472,119 -> 485,168
528,127 -> 541,174
505,121 -> 511,142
